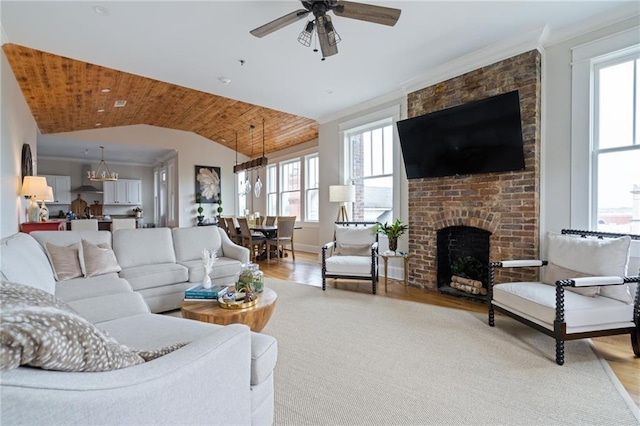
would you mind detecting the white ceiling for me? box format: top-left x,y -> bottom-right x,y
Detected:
3,1 -> 638,164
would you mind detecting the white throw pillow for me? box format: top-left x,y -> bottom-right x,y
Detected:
546,233 -> 632,303
81,239 -> 122,277
335,225 -> 375,246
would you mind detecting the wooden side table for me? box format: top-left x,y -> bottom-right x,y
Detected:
181,287 -> 277,332
21,221 -> 66,234
379,252 -> 412,292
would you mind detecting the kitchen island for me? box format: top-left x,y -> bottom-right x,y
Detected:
64,217 -> 144,231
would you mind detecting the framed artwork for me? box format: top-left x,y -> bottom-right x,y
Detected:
195,165 -> 221,203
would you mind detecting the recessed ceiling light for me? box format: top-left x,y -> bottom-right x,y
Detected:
326,90 -> 333,94
114,100 -> 127,108
97,109 -> 105,113
95,123 -> 102,127
93,5 -> 109,16
101,88 -> 110,93
218,77 -> 231,85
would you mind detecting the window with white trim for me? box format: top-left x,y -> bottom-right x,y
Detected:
280,159 -> 301,218
266,164 -> 277,216
237,171 -> 247,216
305,153 -> 319,222
592,54 -> 640,233
346,118 -> 394,222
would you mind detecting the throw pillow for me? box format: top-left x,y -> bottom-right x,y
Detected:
0,281 -> 187,372
45,242 -> 84,281
543,262 -> 598,297
335,243 -> 372,256
546,233 -> 632,303
335,225 -> 375,246
81,239 -> 121,277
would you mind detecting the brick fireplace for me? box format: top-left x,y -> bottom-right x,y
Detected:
406,50 -> 541,292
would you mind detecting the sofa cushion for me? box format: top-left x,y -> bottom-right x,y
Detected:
81,239 -> 121,277
0,281 -> 144,372
31,230 -> 112,276
0,233 -> 56,294
546,233 -> 632,303
45,242 -> 84,281
179,257 -> 243,283
325,255 -> 373,275
172,226 -> 222,262
543,262 -> 597,297
493,282 -> 634,330
113,228 -> 176,269
119,263 -> 189,291
55,273 -> 132,303
68,292 -> 151,324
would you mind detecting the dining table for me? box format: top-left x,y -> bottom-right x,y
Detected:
248,224 -> 301,260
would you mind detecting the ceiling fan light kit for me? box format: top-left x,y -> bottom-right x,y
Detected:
251,0 -> 401,60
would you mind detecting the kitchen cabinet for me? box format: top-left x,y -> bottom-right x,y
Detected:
103,179 -> 142,205
41,175 -> 71,204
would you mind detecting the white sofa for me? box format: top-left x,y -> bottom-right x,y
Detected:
488,230 -> 639,365
0,230 -> 276,425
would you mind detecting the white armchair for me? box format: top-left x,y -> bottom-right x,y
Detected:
488,229 -> 640,365
322,222 -> 379,294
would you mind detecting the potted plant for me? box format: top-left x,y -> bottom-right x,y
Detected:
196,192 -> 204,225
374,219 -> 408,253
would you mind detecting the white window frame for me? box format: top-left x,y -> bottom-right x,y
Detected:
279,159 -> 301,217
305,153 -> 319,222
237,171 -> 247,216
591,53 -> 640,231
266,164 -> 278,217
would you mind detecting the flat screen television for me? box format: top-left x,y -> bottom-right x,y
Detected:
397,90 -> 525,179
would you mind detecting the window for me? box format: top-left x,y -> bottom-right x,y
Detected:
305,154 -> 319,222
266,164 -> 277,216
346,119 -> 394,222
280,159 -> 301,217
237,171 -> 247,216
592,54 -> 640,233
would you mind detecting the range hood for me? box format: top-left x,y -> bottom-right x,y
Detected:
72,165 -> 103,193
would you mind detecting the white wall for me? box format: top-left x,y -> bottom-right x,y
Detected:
49,125 -> 247,228
0,49 -> 39,238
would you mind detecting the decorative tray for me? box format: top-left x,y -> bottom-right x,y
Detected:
218,294 -> 258,310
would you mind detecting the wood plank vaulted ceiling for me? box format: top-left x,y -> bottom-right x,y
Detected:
3,44 -> 319,157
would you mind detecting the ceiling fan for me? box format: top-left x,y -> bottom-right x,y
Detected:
250,1 -> 401,60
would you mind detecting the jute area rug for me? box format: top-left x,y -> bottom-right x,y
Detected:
259,278 -> 639,425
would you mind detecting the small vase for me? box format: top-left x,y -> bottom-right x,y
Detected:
388,237 -> 398,252
202,270 -> 212,289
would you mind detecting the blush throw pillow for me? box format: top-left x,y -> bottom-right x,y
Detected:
546,233 -> 632,303
543,262 -> 598,297
45,242 -> 84,281
81,239 -> 121,277
335,243 -> 372,256
0,281 -> 187,372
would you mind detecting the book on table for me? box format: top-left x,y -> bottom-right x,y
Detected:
184,284 -> 228,299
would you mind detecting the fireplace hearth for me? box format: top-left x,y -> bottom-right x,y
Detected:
437,226 -> 490,301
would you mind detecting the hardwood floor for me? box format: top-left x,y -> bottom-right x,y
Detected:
258,251 -> 640,406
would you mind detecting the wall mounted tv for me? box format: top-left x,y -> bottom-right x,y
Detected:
397,90 -> 525,179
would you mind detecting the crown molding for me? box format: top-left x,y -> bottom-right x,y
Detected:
543,3 -> 640,47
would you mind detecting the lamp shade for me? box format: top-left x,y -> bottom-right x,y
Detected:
40,186 -> 54,202
329,185 -> 355,203
21,176 -> 49,198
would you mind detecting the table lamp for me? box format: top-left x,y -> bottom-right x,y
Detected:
329,184 -> 355,222
21,176 -> 49,223
38,186 -> 54,222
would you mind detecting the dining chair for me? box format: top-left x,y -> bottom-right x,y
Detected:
218,216 -> 230,235
265,216 -> 277,226
225,217 -> 240,244
266,216 -> 296,262
110,218 -> 136,232
70,219 -> 98,231
237,217 -> 266,263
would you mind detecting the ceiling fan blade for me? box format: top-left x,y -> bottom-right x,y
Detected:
316,15 -> 338,58
250,9 -> 310,38
333,1 -> 401,27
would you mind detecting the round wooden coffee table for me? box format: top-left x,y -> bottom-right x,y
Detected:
181,287 -> 277,332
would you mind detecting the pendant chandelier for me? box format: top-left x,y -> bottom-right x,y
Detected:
88,146 -> 118,181
233,120 -> 268,174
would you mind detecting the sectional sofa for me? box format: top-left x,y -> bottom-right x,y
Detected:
0,227 -> 277,425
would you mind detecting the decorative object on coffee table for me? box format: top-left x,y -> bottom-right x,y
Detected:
201,248 -> 218,289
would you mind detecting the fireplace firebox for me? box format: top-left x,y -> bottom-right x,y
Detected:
436,226 -> 491,301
